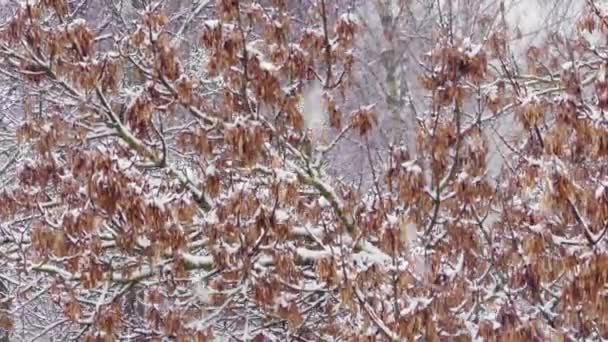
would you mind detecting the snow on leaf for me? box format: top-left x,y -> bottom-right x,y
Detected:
274,209 -> 290,223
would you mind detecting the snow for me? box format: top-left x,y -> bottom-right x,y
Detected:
204,20 -> 221,29
457,171 -> 468,182
205,164 -> 217,176
116,157 -> 132,171
302,81 -> 326,131
402,160 -> 422,174
181,252 -> 214,267
41,122 -> 53,132
274,209 -> 290,223
387,214 -> 398,225
145,194 -> 173,211
528,224 -> 543,234
461,37 -> 483,58
259,60 -> 279,73
296,247 -> 330,261
205,210 -> 219,225
136,235 -> 151,248
444,253 -> 464,280
399,296 -> 432,316
250,2 -> 263,13
103,51 -> 120,59
409,246 -> 427,279
304,27 -> 324,39
193,282 -> 212,303
352,242 -> 392,266
595,185 -> 605,199
184,167 -> 198,183
561,61 -> 574,71
520,94 -> 541,106
338,12 -> 359,25
597,64 -> 606,83
291,224 -> 323,238
246,40 -> 265,59
275,293 -> 289,308
78,185 -> 87,195
401,221 -> 417,247
68,18 -> 87,29
318,196 -> 330,208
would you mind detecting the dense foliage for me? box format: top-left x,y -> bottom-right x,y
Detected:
0,0 -> 607,340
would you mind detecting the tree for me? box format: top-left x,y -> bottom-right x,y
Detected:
0,0 -> 607,340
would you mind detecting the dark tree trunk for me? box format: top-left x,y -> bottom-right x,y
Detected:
0,280 -> 9,342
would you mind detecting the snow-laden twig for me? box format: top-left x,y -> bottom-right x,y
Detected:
354,286 -> 401,341
26,318 -> 69,342
188,285 -> 242,331
174,0 -> 212,42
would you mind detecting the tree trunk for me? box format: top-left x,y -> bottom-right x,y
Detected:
0,280 -> 9,342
